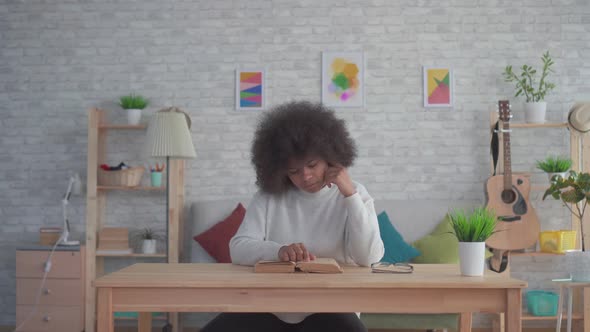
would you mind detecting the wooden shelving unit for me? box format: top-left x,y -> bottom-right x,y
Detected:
490,115 -> 588,249
489,113 -> 590,329
85,108 -> 185,332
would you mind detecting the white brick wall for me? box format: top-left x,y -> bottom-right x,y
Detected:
1,0 -> 589,327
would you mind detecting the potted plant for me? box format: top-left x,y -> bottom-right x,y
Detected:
543,171 -> 590,281
119,93 -> 149,125
449,207 -> 497,276
536,155 -> 572,182
134,227 -> 163,254
503,51 -> 556,123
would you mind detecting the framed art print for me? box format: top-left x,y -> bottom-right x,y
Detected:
236,69 -> 265,111
322,51 -> 365,108
423,66 -> 453,108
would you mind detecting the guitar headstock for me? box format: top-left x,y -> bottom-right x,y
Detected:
498,100 -> 512,122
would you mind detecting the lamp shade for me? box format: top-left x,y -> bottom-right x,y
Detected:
145,112 -> 196,159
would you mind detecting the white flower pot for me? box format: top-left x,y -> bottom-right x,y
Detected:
459,242 -> 486,276
524,102 -> 547,124
126,109 -> 142,125
547,171 -> 569,182
142,239 -> 157,254
566,250 -> 590,282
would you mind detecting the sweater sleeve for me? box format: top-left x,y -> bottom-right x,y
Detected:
344,182 -> 385,267
229,192 -> 284,266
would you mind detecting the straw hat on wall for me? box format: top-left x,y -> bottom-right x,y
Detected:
568,102 -> 590,133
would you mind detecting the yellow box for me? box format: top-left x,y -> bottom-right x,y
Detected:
539,230 -> 577,253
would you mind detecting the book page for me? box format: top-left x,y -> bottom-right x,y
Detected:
295,258 -> 343,274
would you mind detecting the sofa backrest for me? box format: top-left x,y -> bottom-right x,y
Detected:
374,200 -> 481,243
184,198 -> 482,263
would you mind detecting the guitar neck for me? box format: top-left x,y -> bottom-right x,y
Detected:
502,120 -> 512,190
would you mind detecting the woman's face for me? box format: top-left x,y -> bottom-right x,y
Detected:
286,157 -> 329,193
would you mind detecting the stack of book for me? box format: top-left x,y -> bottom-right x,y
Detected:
97,227 -> 132,254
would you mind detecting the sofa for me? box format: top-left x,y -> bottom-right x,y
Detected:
183,198 -> 481,331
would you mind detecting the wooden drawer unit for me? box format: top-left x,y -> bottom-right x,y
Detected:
17,250 -> 82,279
16,246 -> 85,332
16,305 -> 81,332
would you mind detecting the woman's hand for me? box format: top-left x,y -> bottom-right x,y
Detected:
324,164 -> 356,197
278,243 -> 316,262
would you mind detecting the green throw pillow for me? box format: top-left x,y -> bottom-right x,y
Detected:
412,214 -> 492,264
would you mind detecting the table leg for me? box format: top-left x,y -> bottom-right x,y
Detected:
557,285 -> 564,332
569,287 -> 574,332
96,288 -> 114,332
138,312 -> 152,332
459,312 -> 472,332
506,289 -> 522,332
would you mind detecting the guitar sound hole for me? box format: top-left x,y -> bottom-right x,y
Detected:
501,189 -> 516,204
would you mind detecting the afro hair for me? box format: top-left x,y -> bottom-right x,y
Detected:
251,101 -> 357,194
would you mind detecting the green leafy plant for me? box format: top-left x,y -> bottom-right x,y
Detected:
503,51 -> 556,103
535,155 -> 572,173
543,171 -> 590,251
449,207 -> 498,242
134,227 -> 163,241
119,94 -> 149,110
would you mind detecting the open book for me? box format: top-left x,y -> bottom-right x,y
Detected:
254,257 -> 343,274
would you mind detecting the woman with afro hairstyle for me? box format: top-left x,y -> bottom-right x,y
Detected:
201,101 -> 384,332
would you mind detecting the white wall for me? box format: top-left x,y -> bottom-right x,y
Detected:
1,0 -> 589,326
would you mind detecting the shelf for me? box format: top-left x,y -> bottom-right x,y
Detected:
97,185 -> 165,191
510,122 -> 567,128
511,251 -> 565,257
521,312 -> 583,320
99,124 -> 147,130
96,253 -> 167,258
115,316 -> 167,320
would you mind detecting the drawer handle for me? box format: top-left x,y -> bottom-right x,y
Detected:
43,288 -> 51,295
43,315 -> 51,322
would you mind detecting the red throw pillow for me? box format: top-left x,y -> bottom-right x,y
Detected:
193,203 -> 246,263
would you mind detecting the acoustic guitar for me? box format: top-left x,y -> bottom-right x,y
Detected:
485,100 -> 540,251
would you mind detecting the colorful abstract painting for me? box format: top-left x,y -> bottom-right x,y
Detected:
322,52 -> 365,108
423,66 -> 453,108
236,69 -> 265,110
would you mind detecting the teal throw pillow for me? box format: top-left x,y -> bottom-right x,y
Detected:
377,211 -> 421,263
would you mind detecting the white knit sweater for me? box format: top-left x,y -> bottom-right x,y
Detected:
229,181 -> 384,323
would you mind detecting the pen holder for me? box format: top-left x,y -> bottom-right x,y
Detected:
150,172 -> 162,187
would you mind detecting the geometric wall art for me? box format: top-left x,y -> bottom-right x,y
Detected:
322,51 -> 365,108
423,66 -> 453,108
236,69 -> 265,111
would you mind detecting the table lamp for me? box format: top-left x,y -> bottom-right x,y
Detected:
145,108 -> 195,332
61,172 -> 82,246
144,108 -> 196,257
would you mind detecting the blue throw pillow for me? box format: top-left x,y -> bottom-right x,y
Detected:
377,211 -> 421,263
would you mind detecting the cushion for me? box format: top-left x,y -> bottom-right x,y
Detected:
412,214 -> 492,264
193,203 -> 246,263
411,214 -> 459,264
377,211 -> 421,263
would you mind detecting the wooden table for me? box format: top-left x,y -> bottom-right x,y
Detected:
94,263 -> 527,332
